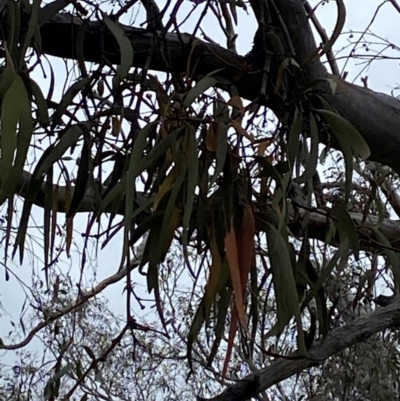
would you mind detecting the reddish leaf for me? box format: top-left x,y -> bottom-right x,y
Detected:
224,223 -> 247,329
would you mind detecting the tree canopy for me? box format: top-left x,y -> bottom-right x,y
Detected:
2,0 -> 400,400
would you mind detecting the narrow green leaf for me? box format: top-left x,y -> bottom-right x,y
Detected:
39,0 -> 70,24
43,166 -> 53,287
265,223 -> 301,337
0,75 -> 33,204
103,14 -> 134,87
19,0 -> 41,69
187,298 -> 207,371
295,113 -> 319,184
210,122 -> 227,184
36,123 -> 92,177
330,204 -> 360,257
369,226 -> 400,292
183,77 -> 217,108
0,77 -> 21,185
51,77 -> 91,128
67,134 -> 91,217
288,107 -> 303,169
0,50 -> 16,97
255,155 -> 283,189
29,78 -> 50,126
182,126 -> 198,246
315,108 -> 370,159
301,240 -> 349,309
158,162 -> 186,258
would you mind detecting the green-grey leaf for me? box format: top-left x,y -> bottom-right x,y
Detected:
330,204 -> 359,257
183,77 -> 217,108
103,14 -> 134,87
36,123 -> 92,177
51,77 -> 91,128
295,113 -> 319,184
265,223 -> 301,337
315,109 -> 370,159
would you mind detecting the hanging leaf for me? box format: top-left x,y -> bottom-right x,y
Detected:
210,122 -> 228,184
330,204 -> 360,258
265,223 -> 302,337
51,77 -> 91,128
369,226 -> 400,292
301,240 -> 349,309
183,77 -> 217,108
315,109 -> 370,159
19,0 -> 41,68
238,200 -> 255,290
224,223 -> 247,329
208,286 -> 232,366
182,126 -> 198,246
103,14 -> 134,88
39,0 -> 71,24
67,134 -> 91,218
29,78 -> 50,126
295,113 -> 319,184
36,123 -> 92,177
0,75 -> 33,205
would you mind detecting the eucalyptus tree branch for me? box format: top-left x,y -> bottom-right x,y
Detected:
0,234 -> 149,351
199,296 -> 400,401
24,9 -> 400,172
15,170 -> 400,252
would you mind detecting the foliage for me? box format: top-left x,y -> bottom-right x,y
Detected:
0,0 -> 400,400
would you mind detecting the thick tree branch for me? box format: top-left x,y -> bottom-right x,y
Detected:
18,170 -> 400,252
34,12 -> 400,173
200,296 -> 400,401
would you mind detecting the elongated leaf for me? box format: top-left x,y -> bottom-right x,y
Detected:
182,126 -> 198,246
369,226 -> 400,292
224,224 -> 247,329
255,155 -> 283,189
238,200 -> 255,290
295,113 -> 319,184
36,123 -> 92,177
316,109 -> 370,159
288,109 -> 303,171
187,298 -> 207,372
157,161 -> 186,260
210,122 -> 227,184
29,78 -> 50,126
19,0 -> 41,68
0,50 -> 16,97
0,75 -> 33,204
104,14 -> 134,88
222,306 -> 239,379
51,77 -> 91,128
183,77 -> 217,108
301,240 -> 349,309
43,166 -> 53,287
330,204 -> 360,257
39,0 -> 70,24
204,237 -> 224,313
13,144 -> 57,263
0,77 -> 21,185
208,285 -> 232,366
67,134 -> 91,217
265,223 -> 301,337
